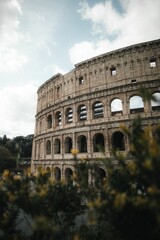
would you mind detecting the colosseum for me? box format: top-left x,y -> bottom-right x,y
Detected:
31,39 -> 160,183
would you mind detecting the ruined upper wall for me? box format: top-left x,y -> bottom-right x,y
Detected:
36,39 -> 160,113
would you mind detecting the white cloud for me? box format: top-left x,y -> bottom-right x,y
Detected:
69,40 -> 113,64
0,0 -> 22,48
70,0 -> 160,64
0,48 -> 28,72
0,84 -> 37,138
79,0 -> 123,37
0,0 -> 28,72
45,64 -> 67,76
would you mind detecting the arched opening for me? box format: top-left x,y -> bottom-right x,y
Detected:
93,101 -> 104,118
54,167 -> 61,181
66,108 -> 73,123
151,92 -> 160,111
65,137 -> 72,153
65,168 -> 73,183
55,111 -> 62,126
129,95 -> 144,113
95,168 -> 106,186
46,167 -> 51,177
46,140 -> 51,154
111,98 -> 123,116
112,131 -> 125,151
78,135 -> 87,153
54,138 -> 61,154
93,133 -> 105,152
78,104 -> 87,121
47,114 -> 52,129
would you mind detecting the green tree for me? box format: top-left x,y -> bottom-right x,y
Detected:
87,118 -> 160,240
0,146 -> 15,173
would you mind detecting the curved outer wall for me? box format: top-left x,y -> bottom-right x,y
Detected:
31,39 -> 160,181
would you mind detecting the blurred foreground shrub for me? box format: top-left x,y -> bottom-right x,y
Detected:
0,117 -> 160,240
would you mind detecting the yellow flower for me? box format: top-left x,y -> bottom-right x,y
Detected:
2,170 -> 10,178
71,148 -> 79,156
13,175 -> 21,181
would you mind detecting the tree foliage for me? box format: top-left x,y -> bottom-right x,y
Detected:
0,118 -> 160,239
85,118 -> 160,240
0,134 -> 33,172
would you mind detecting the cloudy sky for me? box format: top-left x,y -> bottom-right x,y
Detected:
0,0 -> 160,138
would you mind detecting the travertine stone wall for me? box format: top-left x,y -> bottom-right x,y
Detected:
31,39 -> 160,182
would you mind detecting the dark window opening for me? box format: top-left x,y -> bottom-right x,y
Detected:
47,115 -> 52,129
130,108 -> 144,113
54,167 -> 61,181
131,79 -> 137,84
93,133 -> 105,152
54,139 -> 61,154
65,137 -> 72,153
57,86 -> 60,97
95,168 -> 106,186
78,135 -> 87,153
112,131 -> 125,151
65,168 -> 73,183
79,76 -> 84,85
46,140 -> 51,155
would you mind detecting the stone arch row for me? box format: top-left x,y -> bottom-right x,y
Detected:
45,166 -> 107,184
46,92 -> 160,128
45,131 -> 125,155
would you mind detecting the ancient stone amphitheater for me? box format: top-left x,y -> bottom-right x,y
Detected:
31,39 -> 160,182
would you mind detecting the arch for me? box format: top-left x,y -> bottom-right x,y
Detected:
46,167 -> 51,177
151,92 -> 160,111
78,104 -> 87,121
54,138 -> 61,154
112,131 -> 125,151
66,108 -> 73,123
46,140 -> 51,154
55,111 -> 62,126
54,167 -> 61,181
93,101 -> 104,118
95,168 -> 107,186
78,135 -> 87,153
111,98 -> 123,116
65,168 -> 73,182
47,114 -> 52,129
65,137 -> 72,153
93,133 -> 105,152
129,95 -> 144,113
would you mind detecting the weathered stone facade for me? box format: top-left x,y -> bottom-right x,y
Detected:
31,39 -> 160,182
